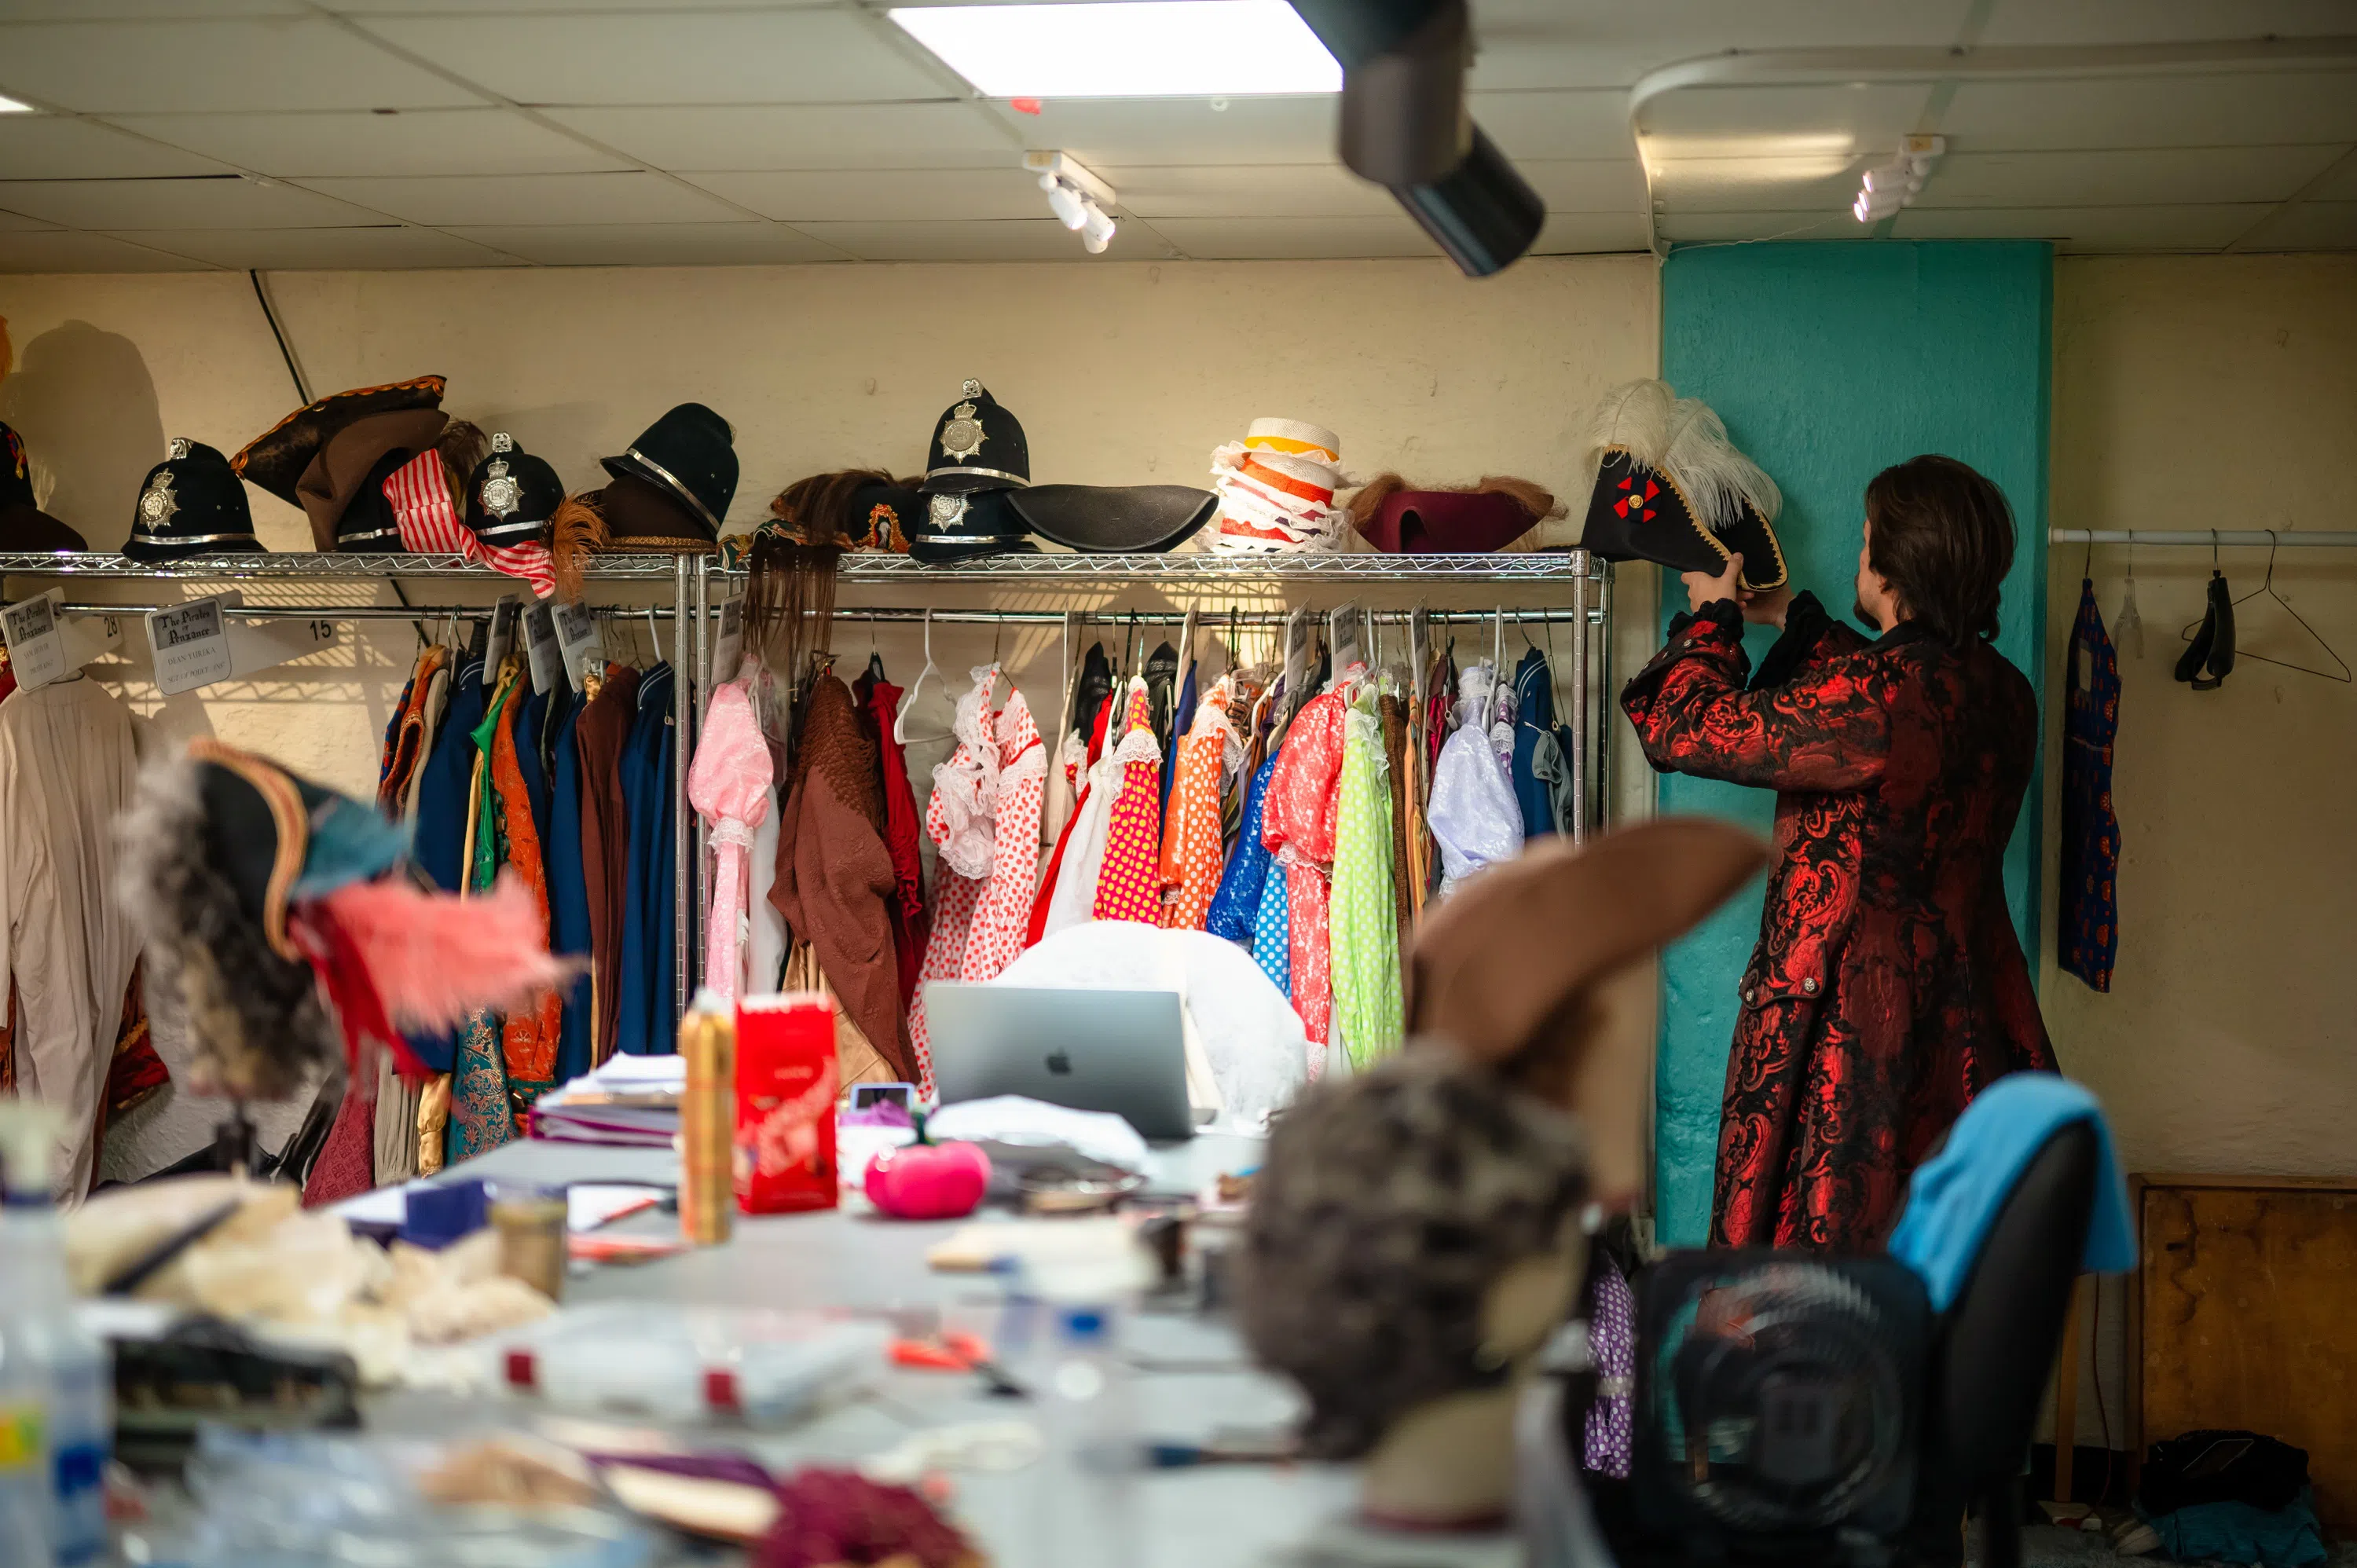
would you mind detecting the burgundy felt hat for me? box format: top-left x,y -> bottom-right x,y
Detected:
1351,475 -> 1560,555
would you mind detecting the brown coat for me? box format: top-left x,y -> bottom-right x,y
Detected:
772,676 -> 909,1082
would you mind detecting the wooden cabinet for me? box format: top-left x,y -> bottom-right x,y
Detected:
2130,1174 -> 2357,1534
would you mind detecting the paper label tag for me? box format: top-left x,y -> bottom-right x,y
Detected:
481,595 -> 522,686
554,599 -> 604,693
713,595 -> 744,683
1281,605 -> 1310,708
147,596 -> 234,696
2,592 -> 65,690
1328,600 -> 1365,676
523,602 -> 563,694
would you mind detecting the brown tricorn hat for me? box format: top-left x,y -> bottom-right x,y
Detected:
233,375 -> 447,506
1405,817 -> 1769,1200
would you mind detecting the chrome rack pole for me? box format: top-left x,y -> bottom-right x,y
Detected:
1595,560 -> 1614,838
671,555 -> 691,1030
692,553 -> 713,995
1567,566 -> 1589,845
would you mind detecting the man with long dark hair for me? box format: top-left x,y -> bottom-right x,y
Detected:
1622,455 -> 2054,1251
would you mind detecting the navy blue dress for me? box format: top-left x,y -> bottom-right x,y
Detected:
544,691 -> 595,1084
617,664 -> 677,1055
404,658 -> 489,1073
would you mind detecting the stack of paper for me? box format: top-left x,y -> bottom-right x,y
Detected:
530,1054 -> 685,1148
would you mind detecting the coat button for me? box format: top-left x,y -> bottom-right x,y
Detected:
1743,987 -> 1756,1003
1802,976 -> 1819,995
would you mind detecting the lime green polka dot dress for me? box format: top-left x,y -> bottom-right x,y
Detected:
1329,688 -> 1403,1068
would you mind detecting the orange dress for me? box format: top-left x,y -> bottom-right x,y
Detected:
1158,676 -> 1236,931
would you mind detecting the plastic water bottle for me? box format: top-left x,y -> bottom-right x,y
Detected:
1034,1302 -> 1139,1568
0,1320 -> 55,1568
0,1101 -> 108,1566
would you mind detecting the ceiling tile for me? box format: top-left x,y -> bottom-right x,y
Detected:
322,0 -> 838,9
1647,156 -> 1863,214
104,108 -> 629,178
1529,211 -> 1653,253
0,229 -> 210,272
444,222 -> 847,266
1654,209 -> 1860,243
1975,1 -> 2357,45
1520,159 -> 1649,211
1468,90 -> 1633,160
0,116 -> 232,180
1146,215 -> 1443,261
1099,163 -> 1395,220
785,218 -> 1113,262
0,1 -> 306,15
1919,145 -> 2348,209
1941,74 -> 2357,153
1888,203 -> 2270,251
293,170 -> 746,226
2301,149 -> 2357,202
0,209 -> 60,232
1467,2 -> 1975,90
543,103 -> 1014,171
0,19 -> 485,114
998,96 -> 1339,167
0,175 -> 379,230
1637,83 -> 1926,157
357,11 -> 946,106
104,225 -> 517,269
2228,200 -> 2357,251
688,167 -> 1045,222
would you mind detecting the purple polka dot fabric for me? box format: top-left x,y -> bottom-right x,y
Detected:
1584,1258 -> 1634,1479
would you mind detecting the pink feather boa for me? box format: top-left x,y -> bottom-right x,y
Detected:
317,872 -> 579,1034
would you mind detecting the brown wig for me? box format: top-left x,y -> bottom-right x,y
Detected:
1864,454 -> 2015,647
746,468 -> 915,683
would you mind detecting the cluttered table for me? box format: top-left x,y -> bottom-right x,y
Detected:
344,1133 -> 1492,1567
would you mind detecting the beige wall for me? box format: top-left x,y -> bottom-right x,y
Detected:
0,254 -> 1659,1174
2040,252 -> 2357,1449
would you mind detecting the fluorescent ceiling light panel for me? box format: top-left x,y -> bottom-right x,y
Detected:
888,1 -> 1341,98
0,95 -> 37,115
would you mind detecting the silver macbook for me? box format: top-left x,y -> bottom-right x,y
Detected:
925,983 -> 1195,1141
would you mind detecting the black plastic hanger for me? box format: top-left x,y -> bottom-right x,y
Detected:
2178,529 -> 2348,685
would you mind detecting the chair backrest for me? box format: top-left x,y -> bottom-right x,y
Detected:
1934,1119 -> 2100,1482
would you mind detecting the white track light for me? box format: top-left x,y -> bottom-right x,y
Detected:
1080,203 -> 1118,253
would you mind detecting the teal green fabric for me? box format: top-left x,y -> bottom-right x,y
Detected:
1652,240 -> 2052,1246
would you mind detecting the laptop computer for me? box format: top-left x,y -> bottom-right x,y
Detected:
925,982 -> 1196,1141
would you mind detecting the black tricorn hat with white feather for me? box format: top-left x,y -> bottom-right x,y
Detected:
1578,379 -> 1786,592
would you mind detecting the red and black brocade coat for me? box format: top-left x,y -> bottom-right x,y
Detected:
1622,592 -> 2054,1251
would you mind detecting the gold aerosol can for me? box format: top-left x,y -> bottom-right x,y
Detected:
679,991 -> 735,1247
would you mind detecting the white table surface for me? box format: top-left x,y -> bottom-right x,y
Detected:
373,1134 -> 1514,1566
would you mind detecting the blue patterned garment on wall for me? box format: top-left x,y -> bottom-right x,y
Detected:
2059,577 -> 2121,991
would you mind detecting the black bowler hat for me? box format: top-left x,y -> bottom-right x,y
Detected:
124,438 -> 263,562
1010,485 -> 1217,553
925,378 -> 1029,493
1578,379 -> 1786,592
907,488 -> 1038,565
467,432 -> 563,548
601,402 -> 737,538
0,421 -> 88,552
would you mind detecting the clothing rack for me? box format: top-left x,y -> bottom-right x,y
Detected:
5,548 -> 1612,1031
2051,529 -> 2357,548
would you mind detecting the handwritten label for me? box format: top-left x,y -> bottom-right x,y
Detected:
522,602 -> 563,694
713,595 -> 744,683
1,593 -> 65,689
147,597 -> 233,695
553,599 -> 605,694
481,595 -> 522,686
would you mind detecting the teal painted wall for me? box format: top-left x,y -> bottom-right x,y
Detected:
1651,240 -> 2052,1247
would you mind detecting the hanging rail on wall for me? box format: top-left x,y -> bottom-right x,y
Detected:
2051,529 -> 2357,548
4,548 -> 1614,1029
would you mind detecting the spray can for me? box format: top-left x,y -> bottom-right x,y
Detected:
679,990 -> 736,1247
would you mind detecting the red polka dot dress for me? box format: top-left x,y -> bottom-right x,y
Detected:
1091,681 -> 1166,925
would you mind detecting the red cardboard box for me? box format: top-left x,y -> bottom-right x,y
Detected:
734,992 -> 839,1214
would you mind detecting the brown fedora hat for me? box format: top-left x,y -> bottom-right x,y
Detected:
294,408 -> 450,553
1405,818 -> 1769,1200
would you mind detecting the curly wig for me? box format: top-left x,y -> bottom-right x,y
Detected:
1238,1046 -> 1589,1460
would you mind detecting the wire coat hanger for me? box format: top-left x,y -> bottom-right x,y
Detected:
896,608 -> 954,743
2179,529 -> 2351,683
